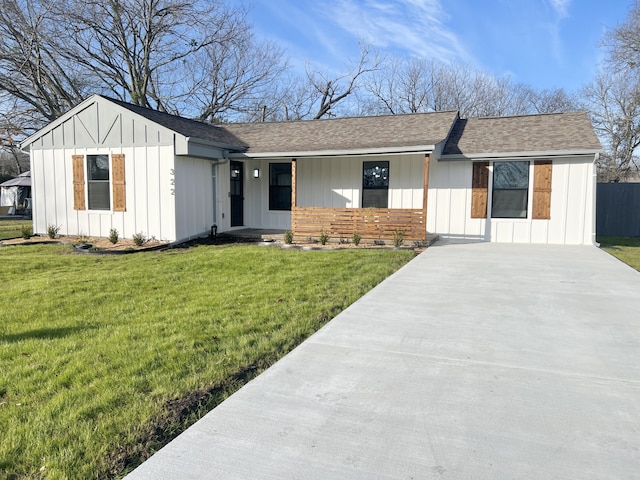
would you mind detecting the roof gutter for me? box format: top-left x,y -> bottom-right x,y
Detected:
229,144 -> 437,159
439,148 -> 603,161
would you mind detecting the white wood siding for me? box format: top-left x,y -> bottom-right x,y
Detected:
427,156 -> 596,245
241,159 -> 292,230
31,145 -> 177,241
174,156 -> 218,241
296,154 -> 424,209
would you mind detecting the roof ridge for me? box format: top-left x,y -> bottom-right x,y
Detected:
468,110 -> 588,121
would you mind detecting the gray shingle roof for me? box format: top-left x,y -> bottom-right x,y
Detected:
102,96 -> 246,148
102,96 -> 601,157
442,111 -> 602,157
222,111 -> 459,154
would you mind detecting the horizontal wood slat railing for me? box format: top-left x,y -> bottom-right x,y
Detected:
291,207 -> 426,241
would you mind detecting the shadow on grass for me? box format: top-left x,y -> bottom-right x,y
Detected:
1,326 -> 92,343
597,236 -> 640,247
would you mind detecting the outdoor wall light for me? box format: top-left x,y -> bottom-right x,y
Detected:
253,168 -> 260,178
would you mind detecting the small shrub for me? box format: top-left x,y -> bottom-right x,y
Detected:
132,232 -> 147,247
21,224 -> 33,240
47,224 -> 61,239
352,231 -> 361,246
283,229 -> 293,244
392,230 -> 405,248
108,228 -> 119,244
319,230 -> 329,245
76,233 -> 89,245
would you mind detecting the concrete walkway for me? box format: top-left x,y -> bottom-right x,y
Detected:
125,242 -> 640,480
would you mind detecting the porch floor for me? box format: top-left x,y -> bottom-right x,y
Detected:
220,228 -> 286,242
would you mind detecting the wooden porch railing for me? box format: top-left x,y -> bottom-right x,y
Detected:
291,207 -> 426,241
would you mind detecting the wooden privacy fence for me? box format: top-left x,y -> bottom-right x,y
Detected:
291,207 -> 426,241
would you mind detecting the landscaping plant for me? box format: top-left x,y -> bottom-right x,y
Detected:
47,224 -> 61,239
132,232 -> 147,247
392,229 -> 405,247
20,224 -> 32,240
109,228 -> 119,244
352,231 -> 361,246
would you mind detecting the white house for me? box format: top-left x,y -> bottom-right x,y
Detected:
21,94 -> 602,245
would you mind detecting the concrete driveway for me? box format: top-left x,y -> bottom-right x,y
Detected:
125,242 -> 640,480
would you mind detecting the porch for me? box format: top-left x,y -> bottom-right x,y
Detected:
291,207 -> 426,241
290,155 -> 431,242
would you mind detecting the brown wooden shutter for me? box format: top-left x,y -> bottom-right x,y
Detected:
532,160 -> 552,219
471,161 -> 489,218
72,154 -> 86,210
112,153 -> 126,212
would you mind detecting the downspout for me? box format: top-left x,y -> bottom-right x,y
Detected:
209,150 -> 230,237
591,152 -> 600,246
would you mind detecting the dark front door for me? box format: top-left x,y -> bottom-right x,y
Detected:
230,161 -> 243,226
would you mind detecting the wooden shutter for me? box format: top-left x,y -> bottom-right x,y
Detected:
72,154 -> 86,210
112,153 -> 126,212
471,161 -> 489,218
532,160 -> 552,219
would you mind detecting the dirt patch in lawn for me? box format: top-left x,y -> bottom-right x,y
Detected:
0,234 -> 168,252
99,357 -> 277,479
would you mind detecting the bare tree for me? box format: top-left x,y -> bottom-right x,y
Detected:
527,87 -> 578,114
56,0 -> 242,112
0,0 -> 86,124
581,71 -> 640,181
364,58 -> 541,118
305,44 -> 382,120
603,1 -> 640,71
187,26 -> 287,123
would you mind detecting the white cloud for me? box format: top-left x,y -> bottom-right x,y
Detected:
319,0 -> 471,63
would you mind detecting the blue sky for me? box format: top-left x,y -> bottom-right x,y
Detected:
246,0 -> 632,92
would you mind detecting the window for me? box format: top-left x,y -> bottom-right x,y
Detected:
87,154 -> 110,210
491,161 -> 529,218
269,163 -> 292,210
362,161 -> 389,208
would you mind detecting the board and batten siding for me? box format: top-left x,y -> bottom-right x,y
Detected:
241,159 -> 292,230
427,156 -> 596,245
174,156 -> 218,241
295,154 -> 424,209
28,97 -> 182,241
31,146 -> 177,241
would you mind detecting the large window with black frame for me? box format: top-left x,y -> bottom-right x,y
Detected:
491,161 -> 529,218
362,161 -> 389,208
87,154 -> 110,210
269,163 -> 292,210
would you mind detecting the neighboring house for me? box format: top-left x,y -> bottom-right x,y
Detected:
0,171 -> 31,213
20,95 -> 602,245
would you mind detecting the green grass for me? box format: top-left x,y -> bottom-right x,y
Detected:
0,220 -> 32,240
0,243 -> 413,479
597,236 -> 640,271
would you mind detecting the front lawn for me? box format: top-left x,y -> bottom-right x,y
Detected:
0,243 -> 414,479
0,219 -> 32,240
597,236 -> 640,271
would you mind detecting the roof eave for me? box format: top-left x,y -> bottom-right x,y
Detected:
230,144 -> 438,159
176,136 -> 246,159
439,148 -> 603,161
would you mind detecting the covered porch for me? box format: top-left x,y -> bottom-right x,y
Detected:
290,155 -> 431,242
